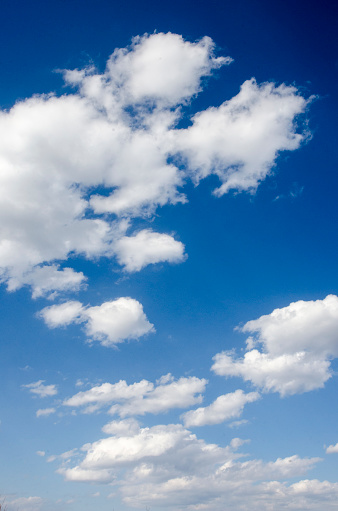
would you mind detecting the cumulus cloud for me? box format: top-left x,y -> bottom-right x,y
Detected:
0,32 -> 310,295
182,390 -> 260,427
39,297 -> 154,346
55,421 -> 326,510
58,422 -> 240,484
6,264 -> 87,299
114,229 -> 186,272
212,295 -> 338,396
22,380 -> 58,398
63,374 -> 207,415
175,79 -> 310,195
326,443 -> 338,454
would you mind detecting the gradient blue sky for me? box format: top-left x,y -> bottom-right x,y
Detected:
1,1 -> 338,510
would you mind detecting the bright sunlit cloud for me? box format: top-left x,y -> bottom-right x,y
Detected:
212,295 -> 338,395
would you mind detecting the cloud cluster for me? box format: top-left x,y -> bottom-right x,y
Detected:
0,32 -> 310,295
55,419 -> 331,510
39,297 -> 154,346
63,374 -> 207,415
212,295 -> 338,395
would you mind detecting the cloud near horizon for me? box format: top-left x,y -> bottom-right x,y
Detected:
0,32 -> 310,297
55,419 -> 330,510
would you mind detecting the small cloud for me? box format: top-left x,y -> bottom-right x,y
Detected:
36,451 -> 46,457
39,297 -> 154,348
22,380 -> 58,398
36,408 -> 56,418
326,443 -> 338,454
228,419 -> 249,429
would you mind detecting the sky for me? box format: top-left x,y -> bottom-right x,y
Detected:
1,0 -> 338,510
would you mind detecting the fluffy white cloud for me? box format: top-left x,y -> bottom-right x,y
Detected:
22,380 -> 58,398
59,422 -> 240,484
39,297 -> 154,346
64,379 -> 153,411
6,264 -> 86,299
326,443 -> 338,454
56,421 -> 326,510
182,390 -> 260,427
39,300 -> 84,328
114,229 -> 186,272
63,374 -> 207,415
0,32 -> 310,295
84,298 -> 155,346
175,79 -> 310,195
212,295 -> 338,396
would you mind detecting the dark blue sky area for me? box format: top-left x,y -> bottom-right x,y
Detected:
1,0 -> 337,103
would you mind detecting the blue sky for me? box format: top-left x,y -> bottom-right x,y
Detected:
1,0 -> 338,510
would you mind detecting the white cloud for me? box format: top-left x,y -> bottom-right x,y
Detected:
22,380 -> 58,398
0,33 -> 310,295
39,297 -> 154,347
59,423 -> 240,484
114,229 -> 186,272
63,375 -> 207,416
56,421 -> 326,510
36,407 -> 56,418
64,379 -> 153,411
7,264 -> 86,299
101,33 -> 231,107
102,418 -> 141,436
84,298 -> 155,346
7,497 -> 43,511
39,300 -> 84,328
326,443 -> 338,454
175,78 -> 310,195
212,295 -> 338,396
182,390 -> 260,427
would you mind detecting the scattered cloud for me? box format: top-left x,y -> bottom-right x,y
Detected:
0,33 -> 310,296
212,295 -> 338,395
36,407 -> 56,418
39,297 -> 154,346
22,380 -> 58,398
36,451 -> 45,457
182,390 -> 260,427
229,419 -> 249,429
63,374 -> 207,415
